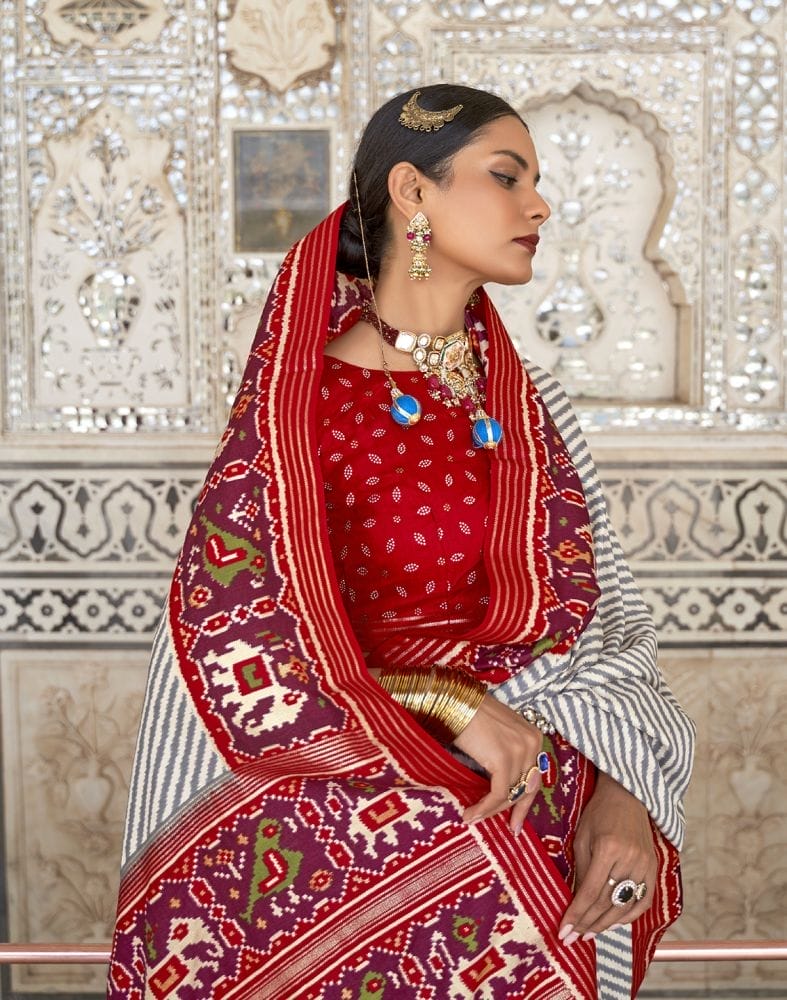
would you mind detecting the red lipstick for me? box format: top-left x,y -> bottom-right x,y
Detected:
515,235 -> 540,252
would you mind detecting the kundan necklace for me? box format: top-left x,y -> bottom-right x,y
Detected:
364,307 -> 503,450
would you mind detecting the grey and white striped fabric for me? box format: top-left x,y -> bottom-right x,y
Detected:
122,615 -> 229,865
492,363 -> 695,1000
492,363 -> 695,851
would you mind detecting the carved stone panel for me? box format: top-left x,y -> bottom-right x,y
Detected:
1,649 -> 147,992
225,0 -> 338,92
644,651 -> 787,995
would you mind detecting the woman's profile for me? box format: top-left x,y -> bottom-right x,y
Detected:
107,84 -> 694,1000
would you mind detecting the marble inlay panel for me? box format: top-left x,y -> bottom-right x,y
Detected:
601,466 -> 787,564
643,582 -> 787,642
643,651 -> 787,994
0,649 -> 148,992
0,469 -> 200,567
39,0 -> 171,50
1,459 -> 785,643
32,101 -> 190,415
0,584 -> 165,638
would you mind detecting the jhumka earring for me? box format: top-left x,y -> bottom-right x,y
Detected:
407,211 -> 431,281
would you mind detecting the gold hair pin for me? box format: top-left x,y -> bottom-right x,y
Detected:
399,91 -> 463,132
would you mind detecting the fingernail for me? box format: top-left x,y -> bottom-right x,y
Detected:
581,932 -> 596,942
563,931 -> 580,947
608,924 -> 623,931
557,924 -> 574,941
512,822 -> 522,836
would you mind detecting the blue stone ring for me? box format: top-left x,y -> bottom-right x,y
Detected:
507,763 -> 542,803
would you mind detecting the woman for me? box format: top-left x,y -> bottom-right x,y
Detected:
108,85 -> 694,999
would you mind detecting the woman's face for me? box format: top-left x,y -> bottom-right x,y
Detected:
421,115 -> 550,287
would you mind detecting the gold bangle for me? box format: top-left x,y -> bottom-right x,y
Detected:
379,665 -> 485,744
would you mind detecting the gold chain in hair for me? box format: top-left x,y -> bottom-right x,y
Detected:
399,91 -> 463,132
350,172 -> 398,385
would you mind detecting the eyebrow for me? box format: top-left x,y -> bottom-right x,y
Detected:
492,149 -> 541,184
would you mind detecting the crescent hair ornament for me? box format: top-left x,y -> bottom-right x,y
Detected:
399,91 -> 463,132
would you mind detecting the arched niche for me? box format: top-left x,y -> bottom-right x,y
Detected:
488,83 -> 691,404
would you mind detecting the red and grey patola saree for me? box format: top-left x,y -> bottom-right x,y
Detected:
108,205 -> 692,999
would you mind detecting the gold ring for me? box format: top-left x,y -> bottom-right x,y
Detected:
507,765 -> 540,803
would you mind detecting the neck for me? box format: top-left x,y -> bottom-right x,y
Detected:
372,266 -> 478,337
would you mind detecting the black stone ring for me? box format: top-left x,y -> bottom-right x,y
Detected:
609,878 -> 643,907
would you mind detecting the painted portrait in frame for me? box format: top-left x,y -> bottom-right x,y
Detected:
232,128 -> 331,254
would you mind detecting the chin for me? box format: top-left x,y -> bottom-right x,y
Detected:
487,266 -> 533,287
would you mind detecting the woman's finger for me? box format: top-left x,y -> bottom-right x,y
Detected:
563,864 -> 655,943
464,761 -> 542,826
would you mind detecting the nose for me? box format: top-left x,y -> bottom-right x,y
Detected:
527,189 -> 550,225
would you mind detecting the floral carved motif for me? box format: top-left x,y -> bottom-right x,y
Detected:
225,0 -> 337,92
33,102 -> 187,412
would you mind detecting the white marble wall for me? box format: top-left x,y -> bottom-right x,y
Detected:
0,1 -> 785,995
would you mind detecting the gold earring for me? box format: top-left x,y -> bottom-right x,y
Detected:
406,211 -> 431,281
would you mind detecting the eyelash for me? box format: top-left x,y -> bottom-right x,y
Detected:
491,171 -> 517,188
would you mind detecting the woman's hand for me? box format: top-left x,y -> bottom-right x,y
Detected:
558,772 -> 657,946
453,694 -> 544,835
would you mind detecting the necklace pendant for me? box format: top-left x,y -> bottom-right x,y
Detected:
472,415 -> 503,450
389,385 -> 422,426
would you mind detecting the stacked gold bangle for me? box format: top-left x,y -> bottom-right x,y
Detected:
378,665 -> 486,744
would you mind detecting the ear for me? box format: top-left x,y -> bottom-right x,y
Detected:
387,161 -> 428,223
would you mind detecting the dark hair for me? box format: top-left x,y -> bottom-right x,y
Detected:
337,85 -> 524,279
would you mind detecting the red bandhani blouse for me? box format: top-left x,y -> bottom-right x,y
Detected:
317,357 -> 491,668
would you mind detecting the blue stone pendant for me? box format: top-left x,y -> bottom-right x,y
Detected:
390,390 -> 422,426
472,416 -> 503,449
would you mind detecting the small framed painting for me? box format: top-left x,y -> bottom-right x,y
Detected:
232,128 -> 332,254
